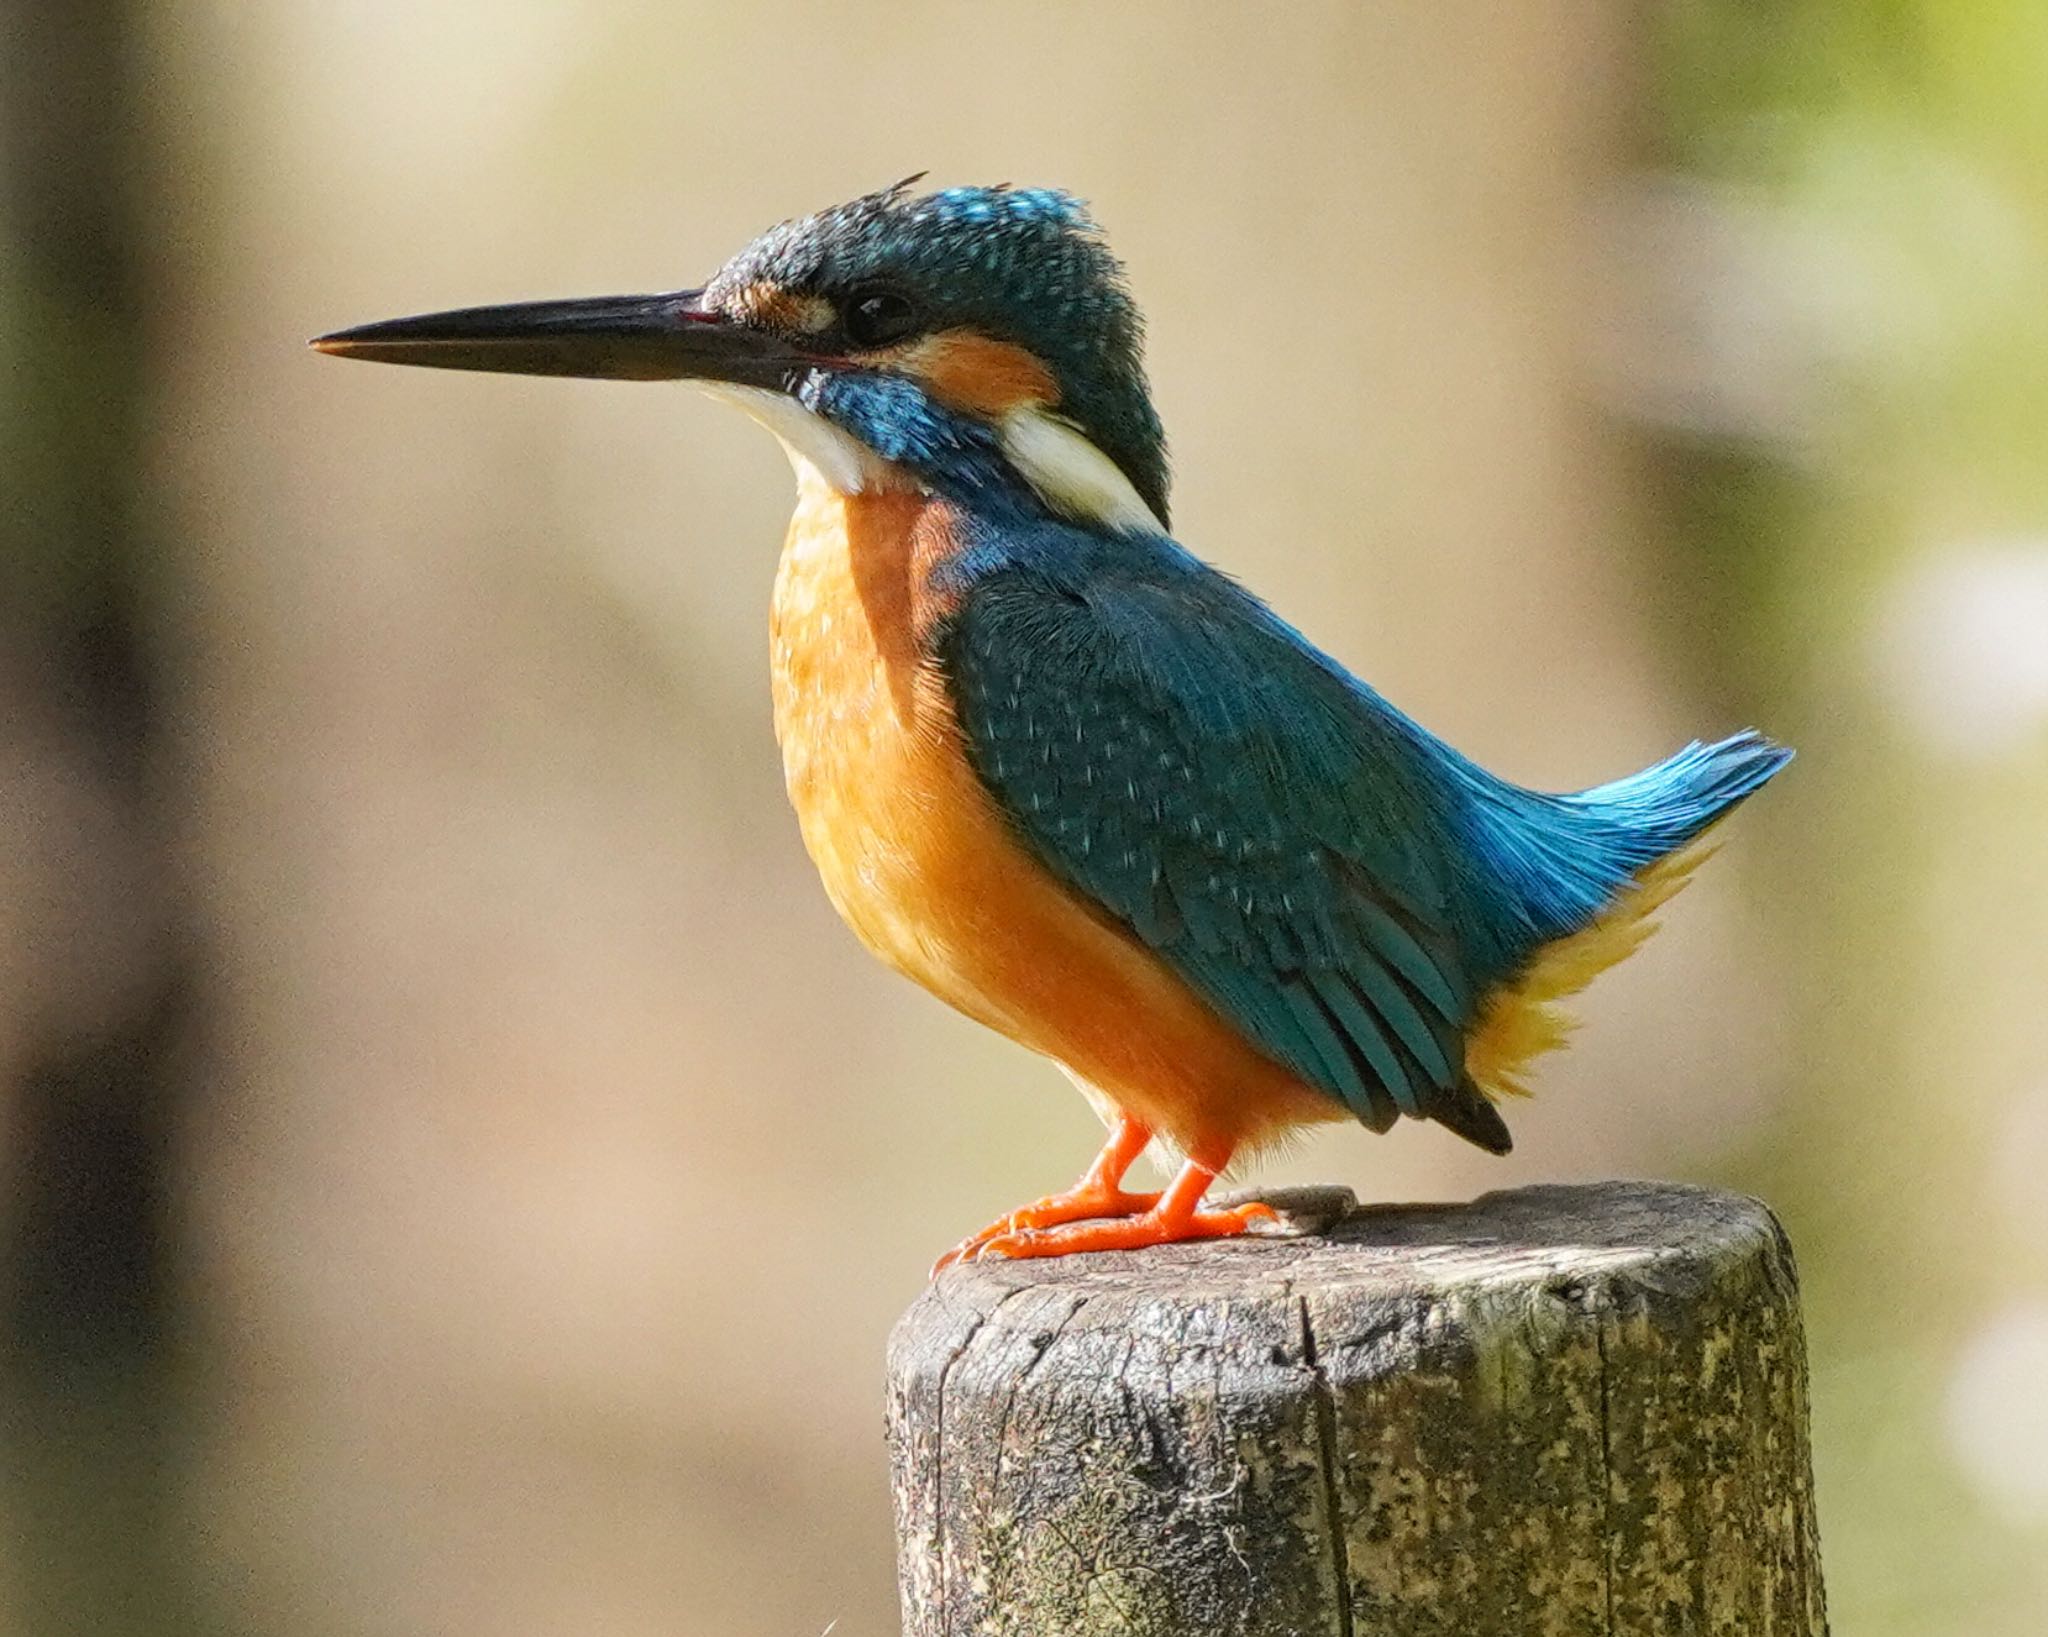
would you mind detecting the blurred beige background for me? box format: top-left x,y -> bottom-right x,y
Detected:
3,3 -> 2044,1634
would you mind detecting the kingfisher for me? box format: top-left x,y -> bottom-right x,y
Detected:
314,180 -> 1791,1270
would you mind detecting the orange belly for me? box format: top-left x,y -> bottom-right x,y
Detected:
767,467 -> 1335,1155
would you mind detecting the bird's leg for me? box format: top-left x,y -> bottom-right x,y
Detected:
932,1115 -> 1159,1274
966,1141 -> 1277,1262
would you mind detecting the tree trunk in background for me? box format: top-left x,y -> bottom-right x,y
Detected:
0,3 -> 205,1632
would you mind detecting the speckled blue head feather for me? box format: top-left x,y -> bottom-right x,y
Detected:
704,180 -> 1169,524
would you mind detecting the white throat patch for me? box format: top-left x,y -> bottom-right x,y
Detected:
708,388 -> 1165,536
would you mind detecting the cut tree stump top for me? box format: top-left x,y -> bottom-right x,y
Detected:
889,1180 -> 1827,1637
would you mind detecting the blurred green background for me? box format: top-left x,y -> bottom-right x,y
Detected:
3,2 -> 2043,1633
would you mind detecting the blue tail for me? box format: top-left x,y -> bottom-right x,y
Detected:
1450,730 -> 1793,980
1568,730 -> 1794,856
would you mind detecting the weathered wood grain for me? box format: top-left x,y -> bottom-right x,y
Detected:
888,1181 -> 1826,1636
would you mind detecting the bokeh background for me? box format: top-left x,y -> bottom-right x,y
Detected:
3,2 -> 2044,1633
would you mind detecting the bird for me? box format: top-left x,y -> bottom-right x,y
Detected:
314,179 -> 1791,1271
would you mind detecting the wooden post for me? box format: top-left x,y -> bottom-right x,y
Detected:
888,1181 -> 1827,1635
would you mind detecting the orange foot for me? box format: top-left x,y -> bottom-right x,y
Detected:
938,1126 -> 1279,1269
932,1184 -> 1161,1274
972,1196 -> 1277,1261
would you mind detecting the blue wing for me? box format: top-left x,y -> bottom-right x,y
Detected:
934,516 -> 1792,1154
936,520 -> 1514,1149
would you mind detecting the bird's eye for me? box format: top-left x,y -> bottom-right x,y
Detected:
842,287 -> 921,348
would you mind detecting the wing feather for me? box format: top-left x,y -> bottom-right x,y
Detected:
939,541 -> 1507,1149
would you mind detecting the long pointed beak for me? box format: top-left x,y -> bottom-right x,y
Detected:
310,288 -> 809,386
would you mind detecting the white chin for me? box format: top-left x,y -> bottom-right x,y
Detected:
704,385 -> 905,495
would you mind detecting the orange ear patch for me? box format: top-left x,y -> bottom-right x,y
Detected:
894,330 -> 1059,418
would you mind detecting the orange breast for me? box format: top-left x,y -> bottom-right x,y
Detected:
767,467 -> 1335,1155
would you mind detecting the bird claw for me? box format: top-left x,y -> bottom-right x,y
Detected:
967,1199 -> 1279,1262
931,1186 -> 1162,1276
